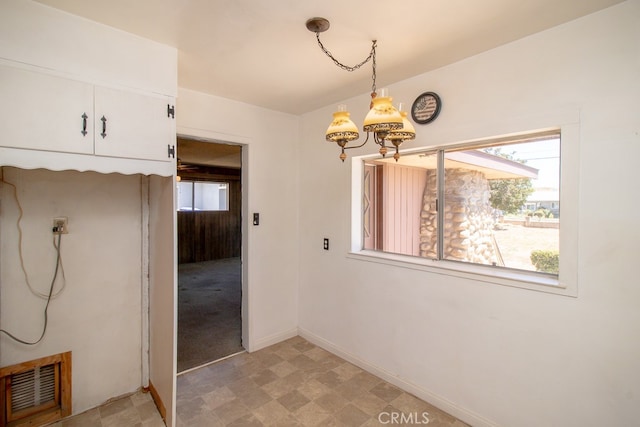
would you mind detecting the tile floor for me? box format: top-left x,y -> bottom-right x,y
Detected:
48,336 -> 469,426
45,389 -> 165,427
176,336 -> 469,426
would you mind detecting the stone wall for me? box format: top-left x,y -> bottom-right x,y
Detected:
420,168 -> 498,265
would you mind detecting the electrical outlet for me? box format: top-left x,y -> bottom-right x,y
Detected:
53,217 -> 68,234
323,238 -> 329,250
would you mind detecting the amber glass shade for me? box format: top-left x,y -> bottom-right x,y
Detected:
388,110 -> 416,141
326,106 -> 359,143
362,96 -> 403,133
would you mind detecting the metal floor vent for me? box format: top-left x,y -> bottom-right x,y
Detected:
0,351 -> 71,427
11,364 -> 56,414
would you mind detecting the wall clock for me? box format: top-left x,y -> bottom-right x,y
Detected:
411,92 -> 441,125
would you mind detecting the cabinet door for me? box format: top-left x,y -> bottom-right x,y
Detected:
0,65 -> 94,154
94,86 -> 174,162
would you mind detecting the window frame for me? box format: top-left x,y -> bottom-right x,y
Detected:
176,179 -> 230,212
350,124 -> 579,297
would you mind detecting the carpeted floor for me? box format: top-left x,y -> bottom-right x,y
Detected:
177,257 -> 243,373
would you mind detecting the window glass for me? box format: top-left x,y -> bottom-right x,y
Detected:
177,181 -> 229,211
363,134 -> 560,275
194,182 -> 228,210
177,181 -> 194,211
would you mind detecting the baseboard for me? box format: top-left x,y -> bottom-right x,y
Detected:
248,327 -> 298,352
298,327 -> 498,427
147,380 -> 166,422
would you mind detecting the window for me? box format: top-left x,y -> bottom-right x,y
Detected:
177,181 -> 228,211
354,128 -> 576,294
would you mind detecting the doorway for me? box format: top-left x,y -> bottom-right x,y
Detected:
175,138 -> 243,373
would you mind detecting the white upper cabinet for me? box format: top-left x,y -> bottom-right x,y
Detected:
0,64 -> 176,166
0,0 -> 177,176
94,86 -> 174,162
0,65 -> 95,155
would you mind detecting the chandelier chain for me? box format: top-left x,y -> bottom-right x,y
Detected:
371,44 -> 377,95
315,33 -> 377,82
308,18 -> 414,162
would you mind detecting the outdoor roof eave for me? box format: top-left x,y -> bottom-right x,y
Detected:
447,150 -> 539,180
373,149 -> 539,180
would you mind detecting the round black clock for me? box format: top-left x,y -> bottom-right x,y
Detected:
411,92 -> 441,125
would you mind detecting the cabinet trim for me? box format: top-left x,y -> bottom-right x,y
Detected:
0,147 -> 174,177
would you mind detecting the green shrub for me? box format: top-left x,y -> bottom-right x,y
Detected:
530,250 -> 559,274
534,208 -> 550,218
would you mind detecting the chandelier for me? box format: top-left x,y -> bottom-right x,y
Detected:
306,17 -> 416,162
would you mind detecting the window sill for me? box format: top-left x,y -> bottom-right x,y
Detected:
347,250 -> 577,297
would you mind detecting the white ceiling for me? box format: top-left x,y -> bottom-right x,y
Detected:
35,0 -> 623,114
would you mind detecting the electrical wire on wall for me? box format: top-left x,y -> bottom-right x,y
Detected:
0,169 -> 66,345
2,172 -> 66,299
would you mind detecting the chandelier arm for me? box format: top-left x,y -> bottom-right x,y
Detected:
342,132 -> 371,150
315,33 -> 377,73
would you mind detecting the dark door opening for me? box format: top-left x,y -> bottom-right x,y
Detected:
176,138 -> 243,373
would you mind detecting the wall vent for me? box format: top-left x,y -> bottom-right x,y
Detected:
0,352 -> 71,427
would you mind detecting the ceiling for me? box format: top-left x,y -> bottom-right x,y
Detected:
35,0 -> 623,115
177,137 -> 241,168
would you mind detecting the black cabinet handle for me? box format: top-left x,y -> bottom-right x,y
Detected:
100,116 -> 107,139
81,113 -> 88,136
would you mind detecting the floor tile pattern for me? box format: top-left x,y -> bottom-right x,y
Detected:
46,336 -> 469,426
177,336 -> 469,426
45,390 -> 165,427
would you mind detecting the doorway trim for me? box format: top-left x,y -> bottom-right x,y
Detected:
176,127 -> 251,353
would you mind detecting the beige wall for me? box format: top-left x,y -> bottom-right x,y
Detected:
177,88 -> 301,351
0,168 -> 144,413
298,2 -> 640,426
